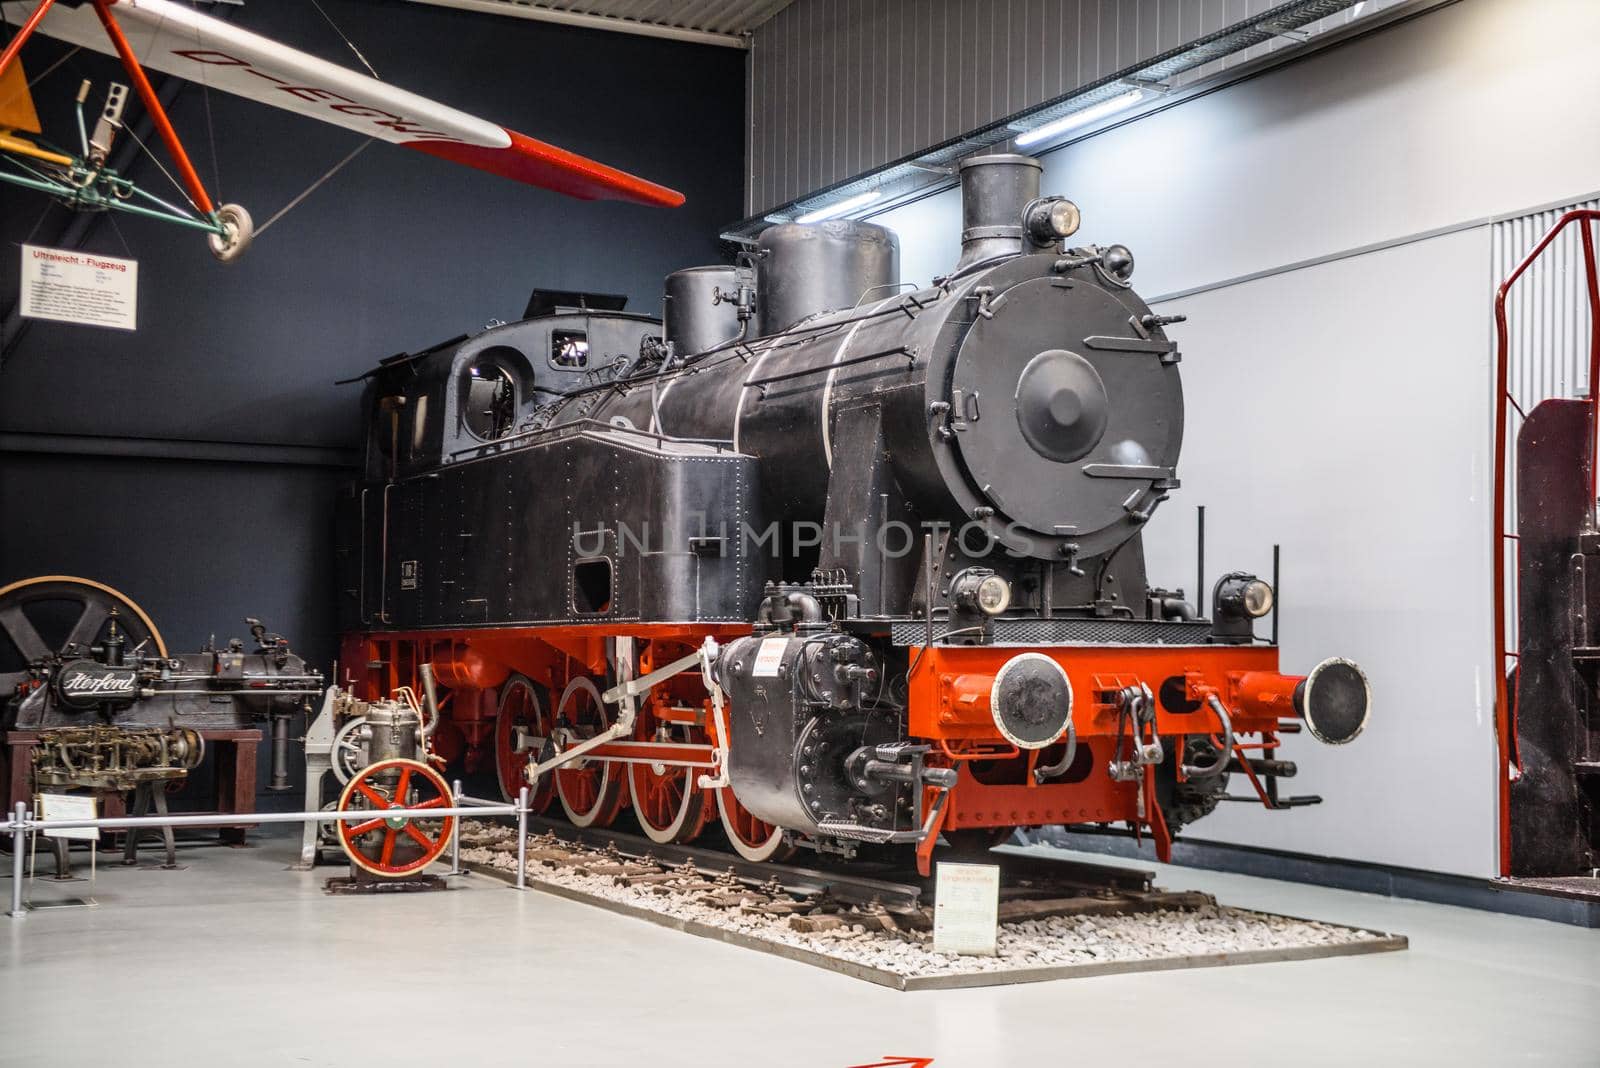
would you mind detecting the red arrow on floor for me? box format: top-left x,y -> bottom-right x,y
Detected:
845,1058 -> 934,1068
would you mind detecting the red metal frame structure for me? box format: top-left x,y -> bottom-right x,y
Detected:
1492,208 -> 1600,875
0,0 -> 221,215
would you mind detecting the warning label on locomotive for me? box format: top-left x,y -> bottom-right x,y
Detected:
400,560 -> 419,590
751,637 -> 787,677
19,244 -> 138,331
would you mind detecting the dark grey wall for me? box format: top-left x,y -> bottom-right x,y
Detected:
0,1 -> 744,803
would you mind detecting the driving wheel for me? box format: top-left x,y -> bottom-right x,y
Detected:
496,674 -> 555,811
716,786 -> 793,863
554,676 -> 627,827
629,693 -> 710,844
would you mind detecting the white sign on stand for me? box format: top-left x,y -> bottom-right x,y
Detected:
19,244 -> 139,331
38,793 -> 98,840
932,861 -> 1000,956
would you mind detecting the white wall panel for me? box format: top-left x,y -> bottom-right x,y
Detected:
1141,229 -> 1495,876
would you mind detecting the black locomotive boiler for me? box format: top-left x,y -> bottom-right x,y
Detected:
336,153 -> 1371,871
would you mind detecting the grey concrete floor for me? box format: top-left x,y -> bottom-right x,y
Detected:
2,831 -> 1596,1067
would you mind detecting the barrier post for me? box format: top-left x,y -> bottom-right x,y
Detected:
516,786 -> 529,891
9,802 -> 26,919
449,779 -> 463,876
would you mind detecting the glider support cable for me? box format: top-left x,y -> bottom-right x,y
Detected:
309,0 -> 381,80
254,138 -> 373,239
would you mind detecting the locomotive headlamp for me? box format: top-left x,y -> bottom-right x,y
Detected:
1211,572 -> 1274,642
975,574 -> 1011,615
953,569 -> 1011,616
1215,573 -> 1274,618
1024,197 -> 1082,245
1240,579 -> 1274,617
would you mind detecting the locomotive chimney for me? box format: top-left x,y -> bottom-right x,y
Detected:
956,153 -> 1079,271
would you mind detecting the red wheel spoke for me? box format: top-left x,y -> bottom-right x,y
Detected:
338,758 -> 455,876
356,782 -> 391,808
379,828 -> 397,868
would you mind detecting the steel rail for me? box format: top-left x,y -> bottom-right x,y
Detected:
522,815 -> 927,910
517,816 -> 1158,908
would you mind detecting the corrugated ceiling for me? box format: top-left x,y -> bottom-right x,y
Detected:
406,0 -> 795,46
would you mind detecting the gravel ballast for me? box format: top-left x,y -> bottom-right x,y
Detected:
457,827 -> 1405,989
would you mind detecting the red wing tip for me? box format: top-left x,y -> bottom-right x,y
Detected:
407,135 -> 684,208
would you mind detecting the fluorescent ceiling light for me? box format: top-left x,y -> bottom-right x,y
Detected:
1014,88 -> 1147,147
795,189 -> 882,223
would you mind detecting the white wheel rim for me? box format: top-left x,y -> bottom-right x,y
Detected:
554,676 -> 617,827
495,678 -> 543,803
715,788 -> 788,862
628,757 -> 701,844
208,203 -> 254,262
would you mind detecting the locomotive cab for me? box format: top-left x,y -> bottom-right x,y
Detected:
353,299 -> 663,482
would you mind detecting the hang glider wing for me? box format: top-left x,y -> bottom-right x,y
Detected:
0,0 -> 685,207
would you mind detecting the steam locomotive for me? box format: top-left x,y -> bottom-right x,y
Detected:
335,153 -> 1370,873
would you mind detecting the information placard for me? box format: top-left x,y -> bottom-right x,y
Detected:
38,793 -> 98,841
19,244 -> 138,331
932,861 -> 1000,956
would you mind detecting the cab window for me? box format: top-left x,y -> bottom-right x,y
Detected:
552,330 -> 588,369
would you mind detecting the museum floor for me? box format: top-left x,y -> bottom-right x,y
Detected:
2,833 -> 1594,1067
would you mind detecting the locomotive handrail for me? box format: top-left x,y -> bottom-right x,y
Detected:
1491,207 -> 1600,876
743,344 -> 918,392
447,417 -> 736,461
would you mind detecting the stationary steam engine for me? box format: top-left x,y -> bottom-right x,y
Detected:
336,154 -> 1371,872
0,576 -> 324,796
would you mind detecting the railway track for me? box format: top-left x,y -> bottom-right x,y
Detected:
467,816 -> 1211,935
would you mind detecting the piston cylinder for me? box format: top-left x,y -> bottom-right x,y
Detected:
365,701 -> 422,766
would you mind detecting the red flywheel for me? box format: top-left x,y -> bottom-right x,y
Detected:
337,758 -> 456,877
